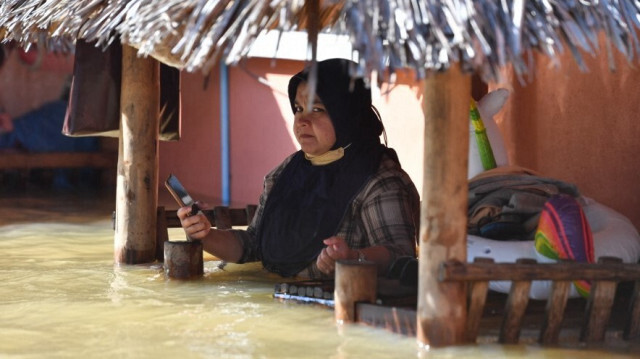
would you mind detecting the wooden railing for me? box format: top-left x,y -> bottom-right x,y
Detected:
155,204 -> 640,345
352,256 -> 640,344
155,205 -> 257,261
0,151 -> 117,169
438,257 -> 640,344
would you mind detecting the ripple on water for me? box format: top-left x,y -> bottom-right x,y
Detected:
1,195 -> 639,358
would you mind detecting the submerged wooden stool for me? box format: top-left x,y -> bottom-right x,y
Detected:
163,240 -> 204,279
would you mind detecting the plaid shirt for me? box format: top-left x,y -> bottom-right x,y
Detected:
230,152 -> 420,278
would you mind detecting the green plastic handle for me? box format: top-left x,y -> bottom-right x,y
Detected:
470,100 -> 497,170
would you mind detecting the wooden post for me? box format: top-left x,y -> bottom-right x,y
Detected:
334,260 -> 377,324
417,65 -> 471,347
164,240 -> 204,279
114,45 -> 160,264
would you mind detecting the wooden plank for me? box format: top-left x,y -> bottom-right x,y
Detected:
155,206 -> 169,261
624,280 -> 640,340
499,258 -> 534,344
580,257 -> 620,342
245,204 -> 257,224
356,303 -> 417,336
466,280 -> 489,343
213,206 -> 232,229
164,207 -> 252,228
465,258 -> 493,343
539,280 -> 571,344
418,63 -> 471,347
0,152 -> 117,169
440,258 -> 640,282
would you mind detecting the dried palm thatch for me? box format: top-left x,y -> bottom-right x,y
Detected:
1,0 -> 640,82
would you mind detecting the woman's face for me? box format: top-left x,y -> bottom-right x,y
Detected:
293,82 -> 336,156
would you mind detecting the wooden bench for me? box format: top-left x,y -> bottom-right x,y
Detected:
439,257 -> 640,344
0,151 -> 116,169
353,256 -> 640,345
0,147 -> 118,187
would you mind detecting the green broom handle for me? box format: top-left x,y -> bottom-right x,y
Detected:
470,100 -> 497,170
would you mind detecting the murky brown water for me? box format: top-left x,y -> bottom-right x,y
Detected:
0,191 -> 638,358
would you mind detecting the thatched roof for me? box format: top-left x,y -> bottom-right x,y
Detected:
1,0 -> 640,82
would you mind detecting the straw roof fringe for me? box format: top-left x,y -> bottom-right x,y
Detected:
1,0 -> 640,82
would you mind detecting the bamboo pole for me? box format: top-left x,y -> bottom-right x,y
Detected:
114,45 -> 160,264
417,65 -> 471,347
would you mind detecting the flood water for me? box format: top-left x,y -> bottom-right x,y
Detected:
1,190 -> 638,358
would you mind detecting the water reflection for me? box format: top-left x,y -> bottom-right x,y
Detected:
0,192 -> 638,358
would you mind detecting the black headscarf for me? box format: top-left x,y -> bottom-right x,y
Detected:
257,58 -> 392,277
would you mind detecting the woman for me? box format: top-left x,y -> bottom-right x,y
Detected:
178,58 -> 419,278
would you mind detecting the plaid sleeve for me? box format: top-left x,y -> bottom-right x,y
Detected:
343,155 -> 420,261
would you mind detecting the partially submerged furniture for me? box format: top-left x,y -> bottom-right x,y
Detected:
157,204 -> 640,346
0,143 -> 117,187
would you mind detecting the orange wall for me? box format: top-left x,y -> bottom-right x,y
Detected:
495,38 -> 640,230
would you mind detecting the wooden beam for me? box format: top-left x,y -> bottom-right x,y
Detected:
539,280 -> 571,344
0,152 -> 116,169
465,258 -> 493,343
417,65 -> 471,347
114,46 -> 160,264
439,258 -> 640,282
356,303 -> 417,336
499,258 -> 534,344
624,280 -> 640,340
163,205 -> 257,228
580,257 -> 621,342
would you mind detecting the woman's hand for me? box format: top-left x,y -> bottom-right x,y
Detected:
177,201 -> 211,240
316,236 -> 355,275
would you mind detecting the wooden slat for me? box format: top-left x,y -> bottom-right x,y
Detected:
499,258 -> 534,344
580,257 -> 621,342
539,280 -> 571,344
213,206 -> 232,229
0,151 -> 117,169
155,206 -> 170,261
164,207 -> 253,228
624,280 -> 640,340
356,303 -> 417,336
440,258 -> 640,282
245,205 -> 257,224
466,258 -> 493,343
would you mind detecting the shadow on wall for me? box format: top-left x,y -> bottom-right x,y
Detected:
497,37 -> 640,232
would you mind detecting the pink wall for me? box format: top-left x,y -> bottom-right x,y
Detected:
158,59 -> 426,208
227,59 -> 302,205
0,46 -> 73,117
158,54 -> 640,233
158,70 -> 221,205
